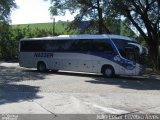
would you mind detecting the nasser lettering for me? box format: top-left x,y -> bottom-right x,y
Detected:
34,53 -> 53,58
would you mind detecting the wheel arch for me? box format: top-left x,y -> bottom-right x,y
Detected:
101,64 -> 115,74
37,61 -> 47,69
37,61 -> 45,65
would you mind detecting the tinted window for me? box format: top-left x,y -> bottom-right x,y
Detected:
20,39 -> 113,52
93,39 -> 113,52
72,39 -> 93,52
112,39 -> 138,59
20,40 -> 45,52
45,40 -> 57,52
55,40 -> 74,52
45,40 -> 76,52
112,39 -> 127,57
21,40 -> 76,52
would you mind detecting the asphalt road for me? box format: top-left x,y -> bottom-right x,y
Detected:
0,62 -> 160,118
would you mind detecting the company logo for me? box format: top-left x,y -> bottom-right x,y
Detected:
114,55 -> 121,62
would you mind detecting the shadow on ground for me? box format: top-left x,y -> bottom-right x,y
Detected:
0,66 -> 48,83
0,85 -> 41,105
86,75 -> 160,90
50,71 -> 160,91
0,65 -> 44,105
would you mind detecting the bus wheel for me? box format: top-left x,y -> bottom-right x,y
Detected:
37,62 -> 46,72
102,66 -> 115,77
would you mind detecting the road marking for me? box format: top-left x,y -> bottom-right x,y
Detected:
93,104 -> 129,114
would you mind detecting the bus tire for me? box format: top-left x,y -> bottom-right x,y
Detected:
37,62 -> 46,72
102,65 -> 115,77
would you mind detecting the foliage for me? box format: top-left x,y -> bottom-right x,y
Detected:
0,0 -> 17,60
0,0 -> 17,23
12,22 -> 70,34
0,23 -> 10,60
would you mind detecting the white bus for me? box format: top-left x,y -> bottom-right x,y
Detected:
19,34 -> 148,77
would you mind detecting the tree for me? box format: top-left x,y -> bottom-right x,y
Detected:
111,0 -> 160,70
0,0 -> 17,60
49,0 -> 112,34
0,0 -> 16,23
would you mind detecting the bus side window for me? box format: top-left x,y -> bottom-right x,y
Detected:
55,40 -> 74,52
76,39 -> 93,52
67,40 -> 76,52
93,39 -> 114,53
60,40 -> 74,52
45,40 -> 55,52
69,40 -> 79,51
21,40 -> 45,52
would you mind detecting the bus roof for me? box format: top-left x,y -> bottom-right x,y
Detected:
20,34 -> 133,41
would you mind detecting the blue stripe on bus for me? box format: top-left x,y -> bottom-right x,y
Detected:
88,52 -> 136,70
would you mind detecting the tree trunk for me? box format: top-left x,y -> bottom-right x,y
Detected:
97,0 -> 103,34
149,38 -> 160,71
96,0 -> 110,34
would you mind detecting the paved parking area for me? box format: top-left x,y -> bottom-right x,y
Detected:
0,62 -> 160,116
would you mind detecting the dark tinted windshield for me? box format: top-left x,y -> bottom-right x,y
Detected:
112,39 -> 139,60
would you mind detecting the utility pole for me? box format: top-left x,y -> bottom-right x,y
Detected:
52,17 -> 55,36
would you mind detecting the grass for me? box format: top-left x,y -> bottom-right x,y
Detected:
12,21 -> 69,34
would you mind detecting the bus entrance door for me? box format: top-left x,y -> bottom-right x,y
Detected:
124,46 -> 137,75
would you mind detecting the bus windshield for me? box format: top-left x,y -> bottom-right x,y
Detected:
112,39 -> 143,62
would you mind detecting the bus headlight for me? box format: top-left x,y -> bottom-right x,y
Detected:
126,66 -> 134,70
